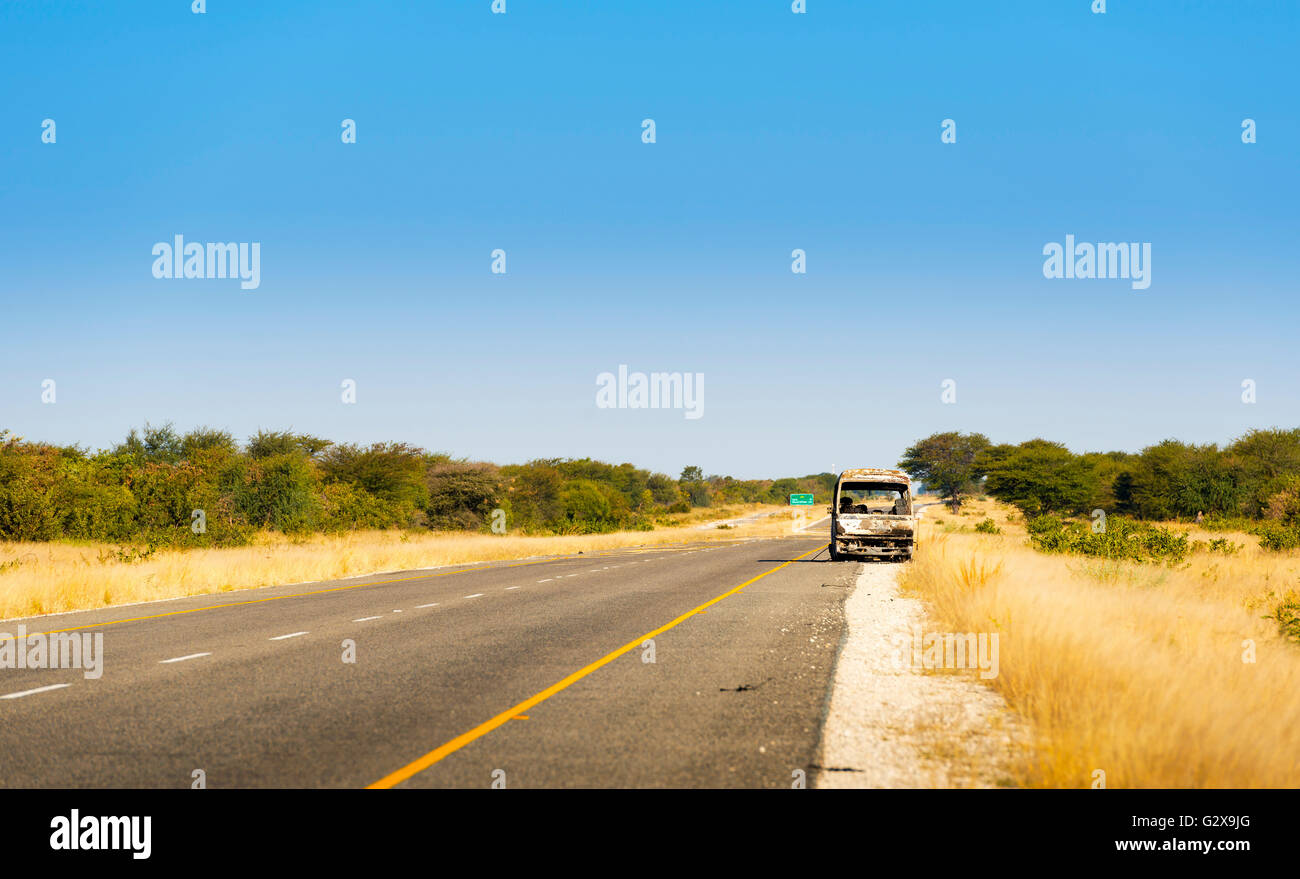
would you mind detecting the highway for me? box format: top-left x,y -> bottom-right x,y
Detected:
0,530 -> 868,789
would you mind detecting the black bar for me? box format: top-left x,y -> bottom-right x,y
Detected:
2,789 -> 1288,867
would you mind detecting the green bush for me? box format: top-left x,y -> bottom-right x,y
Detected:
974,518 -> 1001,535
318,482 -> 409,531
54,481 -> 137,542
1027,514 -> 1189,564
319,443 -> 428,511
1272,595 -> 1300,644
425,462 -> 499,530
1206,538 -> 1241,555
1251,521 -> 1300,552
235,453 -> 322,533
559,480 -> 617,533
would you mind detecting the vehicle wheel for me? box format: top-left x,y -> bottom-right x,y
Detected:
828,543 -> 841,561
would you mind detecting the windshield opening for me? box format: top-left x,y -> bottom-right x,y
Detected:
837,482 -> 910,515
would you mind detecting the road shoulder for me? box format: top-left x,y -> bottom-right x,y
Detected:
814,562 -> 1021,788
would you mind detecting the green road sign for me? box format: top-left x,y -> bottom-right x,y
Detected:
789,494 -> 814,506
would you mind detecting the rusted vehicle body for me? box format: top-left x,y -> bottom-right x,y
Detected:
829,468 -> 914,561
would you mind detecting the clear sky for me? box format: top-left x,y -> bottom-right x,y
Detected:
1,1 -> 1296,479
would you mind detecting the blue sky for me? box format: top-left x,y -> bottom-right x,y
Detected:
1,0 -> 1297,479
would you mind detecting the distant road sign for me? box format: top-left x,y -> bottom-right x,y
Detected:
789,494 -> 814,506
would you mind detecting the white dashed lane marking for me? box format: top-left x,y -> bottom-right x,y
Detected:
159,653 -> 211,664
9,541 -> 752,684
1,684 -> 70,700
248,549 -> 712,652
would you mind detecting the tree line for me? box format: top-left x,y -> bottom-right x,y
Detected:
0,424 -> 833,546
899,429 -> 1300,543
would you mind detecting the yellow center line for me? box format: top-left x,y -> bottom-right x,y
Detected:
16,537 -> 770,637
366,543 -> 827,789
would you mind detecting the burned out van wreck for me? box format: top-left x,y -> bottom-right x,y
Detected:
829,468 -> 915,561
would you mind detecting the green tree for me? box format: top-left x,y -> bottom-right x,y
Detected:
979,439 -> 1096,517
114,422 -> 185,464
679,465 -> 710,507
235,453 -> 321,533
181,427 -> 237,458
898,432 -> 991,510
247,430 -> 331,459
646,473 -> 683,507
318,442 -> 429,510
501,462 -> 564,532
425,461 -> 500,530
1125,440 -> 1239,519
1226,428 -> 1300,516
1080,450 -> 1138,513
559,480 -> 617,533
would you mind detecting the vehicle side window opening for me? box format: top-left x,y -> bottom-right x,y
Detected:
836,482 -> 911,515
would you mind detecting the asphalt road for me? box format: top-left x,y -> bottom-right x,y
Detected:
0,532 -> 867,789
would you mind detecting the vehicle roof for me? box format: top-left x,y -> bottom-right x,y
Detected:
836,468 -> 911,486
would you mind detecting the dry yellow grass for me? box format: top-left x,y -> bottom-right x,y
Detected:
903,501 -> 1300,787
0,504 -> 797,621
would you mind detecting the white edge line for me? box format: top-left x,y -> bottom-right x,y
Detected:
464,593 -> 485,599
269,631 -> 309,641
414,603 -> 440,609
352,616 -> 382,622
